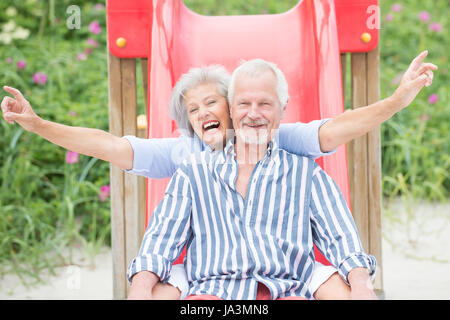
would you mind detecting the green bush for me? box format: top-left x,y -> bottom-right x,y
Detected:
0,1 -> 110,283
379,0 -> 449,200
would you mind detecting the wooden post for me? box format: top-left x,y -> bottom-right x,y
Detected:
340,53 -> 347,106
107,52 -> 127,299
121,59 -> 141,298
138,58 -> 149,241
350,52 -> 370,251
108,53 -> 146,299
346,46 -> 383,295
366,45 -> 383,294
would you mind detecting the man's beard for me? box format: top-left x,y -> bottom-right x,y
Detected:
236,125 -> 269,145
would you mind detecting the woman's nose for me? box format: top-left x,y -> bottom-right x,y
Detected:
198,105 -> 209,119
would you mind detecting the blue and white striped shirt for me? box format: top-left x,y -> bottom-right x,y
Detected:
127,138 -> 376,300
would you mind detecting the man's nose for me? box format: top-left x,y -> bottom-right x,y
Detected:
247,102 -> 261,119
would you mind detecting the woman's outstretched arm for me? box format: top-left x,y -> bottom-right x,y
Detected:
2,85 -> 133,169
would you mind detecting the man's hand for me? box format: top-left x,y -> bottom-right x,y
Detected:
348,268 -> 378,300
391,50 -> 438,110
349,280 -> 378,300
127,288 -> 153,300
127,271 -> 159,300
1,86 -> 41,132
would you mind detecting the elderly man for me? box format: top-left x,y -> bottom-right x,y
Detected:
127,59 -> 378,300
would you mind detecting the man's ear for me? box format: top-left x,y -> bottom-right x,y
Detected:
281,104 -> 287,119
282,97 -> 289,118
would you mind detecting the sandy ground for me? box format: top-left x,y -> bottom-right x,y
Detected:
382,199 -> 450,299
0,247 -> 113,300
0,198 -> 449,300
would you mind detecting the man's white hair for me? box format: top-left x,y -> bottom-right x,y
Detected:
227,58 -> 289,109
169,65 -> 231,136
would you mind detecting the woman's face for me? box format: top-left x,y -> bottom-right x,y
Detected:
183,82 -> 232,150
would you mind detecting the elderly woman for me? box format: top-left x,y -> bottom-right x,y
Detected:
1,51 -> 436,299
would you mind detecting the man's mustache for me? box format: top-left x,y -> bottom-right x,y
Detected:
240,120 -> 268,127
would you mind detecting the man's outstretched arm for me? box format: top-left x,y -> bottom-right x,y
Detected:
318,50 -> 437,152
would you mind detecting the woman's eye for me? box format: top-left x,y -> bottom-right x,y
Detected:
189,108 -> 198,113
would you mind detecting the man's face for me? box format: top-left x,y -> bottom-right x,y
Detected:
184,82 -> 232,150
230,70 -> 285,145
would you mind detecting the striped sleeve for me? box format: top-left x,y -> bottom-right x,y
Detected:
309,163 -> 376,285
127,168 -> 192,284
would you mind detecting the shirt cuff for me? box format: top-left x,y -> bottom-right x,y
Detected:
122,135 -> 138,174
127,254 -> 172,284
121,135 -> 144,175
337,252 -> 377,286
312,118 -> 336,158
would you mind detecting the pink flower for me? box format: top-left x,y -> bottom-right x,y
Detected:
391,4 -> 402,12
429,22 -> 443,32
89,21 -> 101,34
65,151 -> 79,164
75,52 -> 87,61
386,13 -> 394,22
428,93 -> 438,104
418,11 -> 430,23
94,4 -> 105,11
32,72 -> 48,85
98,185 -> 110,202
86,38 -> 99,48
16,60 -> 26,69
84,48 -> 93,55
6,57 -> 12,64
419,114 -> 430,122
68,111 -> 78,117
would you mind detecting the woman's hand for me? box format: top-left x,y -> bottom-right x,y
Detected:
1,86 -> 41,132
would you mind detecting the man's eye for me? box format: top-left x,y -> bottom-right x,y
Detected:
207,100 -> 216,105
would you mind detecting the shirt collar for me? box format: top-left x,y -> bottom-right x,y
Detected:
266,139 -> 279,158
222,136 -> 279,160
223,137 -> 236,157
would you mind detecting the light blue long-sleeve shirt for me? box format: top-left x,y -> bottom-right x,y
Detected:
122,120 -> 334,178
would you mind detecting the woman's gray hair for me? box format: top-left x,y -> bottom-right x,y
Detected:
169,65 -> 231,137
228,59 -> 289,109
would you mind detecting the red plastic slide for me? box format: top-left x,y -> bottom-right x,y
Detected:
146,0 -> 349,266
